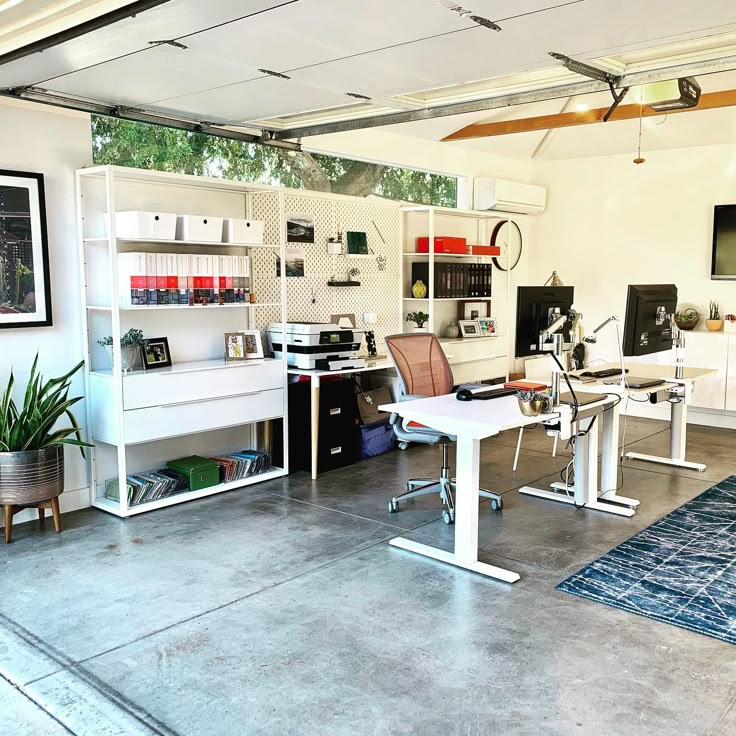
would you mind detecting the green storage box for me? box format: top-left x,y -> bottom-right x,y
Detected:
167,455 -> 220,491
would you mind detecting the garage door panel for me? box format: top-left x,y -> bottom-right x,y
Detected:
0,0 -> 287,87
148,76 -> 352,124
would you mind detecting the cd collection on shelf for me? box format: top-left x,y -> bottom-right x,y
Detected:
118,252 -> 252,306
104,450 -> 273,506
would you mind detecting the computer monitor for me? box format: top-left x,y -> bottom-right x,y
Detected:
515,286 -> 575,358
622,284 -> 677,357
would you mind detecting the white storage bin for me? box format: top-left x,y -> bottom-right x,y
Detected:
109,211 -> 177,240
223,218 -> 265,244
176,214 -> 224,242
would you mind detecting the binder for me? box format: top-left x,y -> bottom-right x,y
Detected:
156,253 -> 170,305
117,252 -> 147,306
177,253 -> 190,304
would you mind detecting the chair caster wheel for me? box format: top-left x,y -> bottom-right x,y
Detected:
398,442 -> 408,451
442,509 -> 455,525
389,500 -> 399,513
490,497 -> 503,512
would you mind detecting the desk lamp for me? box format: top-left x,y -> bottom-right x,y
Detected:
363,312 -> 378,357
584,315 -> 626,383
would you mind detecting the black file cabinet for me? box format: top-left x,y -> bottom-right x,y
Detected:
280,379 -> 360,473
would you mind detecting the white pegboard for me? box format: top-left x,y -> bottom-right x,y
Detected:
249,188 -> 401,351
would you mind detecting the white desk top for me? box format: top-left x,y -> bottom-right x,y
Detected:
380,393 -> 564,440
287,358 -> 393,378
590,361 -> 714,382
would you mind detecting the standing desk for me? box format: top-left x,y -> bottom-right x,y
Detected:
380,391 -> 619,583
288,358 -> 393,479
574,362 -> 714,471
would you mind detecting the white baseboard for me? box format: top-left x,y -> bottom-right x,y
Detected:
0,486 -> 91,528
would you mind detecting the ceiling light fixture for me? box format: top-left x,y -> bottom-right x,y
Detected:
574,102 -> 589,112
633,104 -> 646,165
0,0 -> 25,12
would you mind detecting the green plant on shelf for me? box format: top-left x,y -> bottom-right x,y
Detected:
709,301 -> 721,320
97,328 -> 146,348
406,311 -> 430,329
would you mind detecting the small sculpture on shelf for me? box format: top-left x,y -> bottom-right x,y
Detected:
412,279 -> 427,298
406,311 -> 429,331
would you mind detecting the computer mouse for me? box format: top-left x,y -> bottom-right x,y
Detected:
456,388 -> 473,401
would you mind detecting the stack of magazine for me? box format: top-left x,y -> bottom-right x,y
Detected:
211,450 -> 272,483
105,468 -> 188,506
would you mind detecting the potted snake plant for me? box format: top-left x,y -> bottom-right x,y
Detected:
0,355 -> 91,520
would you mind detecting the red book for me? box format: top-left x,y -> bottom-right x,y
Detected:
505,381 -> 548,391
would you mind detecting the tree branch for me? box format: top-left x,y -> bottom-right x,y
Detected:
331,160 -> 387,197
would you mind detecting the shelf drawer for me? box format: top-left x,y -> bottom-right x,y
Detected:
123,362 -> 282,410
452,357 -> 507,384
123,388 -> 284,444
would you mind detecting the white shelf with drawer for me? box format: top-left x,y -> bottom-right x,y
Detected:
77,166 -> 289,517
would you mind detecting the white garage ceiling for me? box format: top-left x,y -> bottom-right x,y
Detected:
1,0 -> 736,159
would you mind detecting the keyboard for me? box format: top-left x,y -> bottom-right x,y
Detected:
580,368 -> 629,379
471,388 -> 519,401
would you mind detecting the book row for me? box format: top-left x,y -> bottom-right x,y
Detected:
411,262 -> 493,298
104,450 -> 273,506
118,252 -> 252,306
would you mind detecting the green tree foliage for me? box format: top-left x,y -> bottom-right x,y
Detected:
91,116 -> 457,206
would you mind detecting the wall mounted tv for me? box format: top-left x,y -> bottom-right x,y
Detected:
712,204 -> 736,280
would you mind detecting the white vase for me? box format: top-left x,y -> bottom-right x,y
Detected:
105,344 -> 140,371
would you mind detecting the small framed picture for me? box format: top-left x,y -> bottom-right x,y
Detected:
459,320 -> 482,338
458,300 -> 490,321
286,213 -> 315,244
478,318 -> 497,336
225,331 -> 264,361
141,337 -> 172,370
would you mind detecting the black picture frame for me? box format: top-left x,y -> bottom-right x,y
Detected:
141,337 -> 172,370
0,169 -> 52,329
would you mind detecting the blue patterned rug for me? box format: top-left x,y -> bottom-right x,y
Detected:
557,477 -> 736,644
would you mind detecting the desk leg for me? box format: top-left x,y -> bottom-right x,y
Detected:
625,397 -> 706,471
389,436 -> 519,583
521,416 -> 636,517
599,400 -> 640,509
310,375 -> 320,481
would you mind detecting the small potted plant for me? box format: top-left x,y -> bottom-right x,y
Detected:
98,328 -> 145,371
0,356 -> 91,542
725,314 -> 736,333
706,301 -> 723,332
516,389 -> 551,417
674,306 -> 700,331
406,311 -> 430,332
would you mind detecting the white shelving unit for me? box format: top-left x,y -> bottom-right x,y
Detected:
400,204 -> 517,384
76,165 -> 289,517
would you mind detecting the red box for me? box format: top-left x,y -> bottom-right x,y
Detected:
470,245 -> 501,256
416,236 -> 467,254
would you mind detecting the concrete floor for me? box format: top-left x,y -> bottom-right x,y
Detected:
1,416 -> 734,736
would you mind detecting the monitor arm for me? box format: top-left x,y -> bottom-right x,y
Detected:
538,312 -> 571,407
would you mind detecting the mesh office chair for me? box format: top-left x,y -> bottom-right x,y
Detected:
384,332 -> 503,525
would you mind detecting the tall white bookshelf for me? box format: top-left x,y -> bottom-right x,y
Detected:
76,165 -> 289,517
400,204 -> 517,384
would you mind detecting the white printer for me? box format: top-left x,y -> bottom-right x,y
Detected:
268,322 -> 366,370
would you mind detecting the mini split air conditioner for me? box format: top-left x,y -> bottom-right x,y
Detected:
473,178 -> 547,215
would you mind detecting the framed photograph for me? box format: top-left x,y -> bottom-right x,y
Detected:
459,320 -> 483,338
286,213 -> 315,244
478,318 -> 497,336
0,170 -> 52,329
458,300 -> 490,321
141,337 -> 172,370
225,331 -> 264,361
275,247 -> 305,277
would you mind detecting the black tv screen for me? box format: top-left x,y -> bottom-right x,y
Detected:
712,205 -> 736,280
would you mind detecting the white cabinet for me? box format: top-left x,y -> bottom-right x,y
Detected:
683,332 -> 728,410
727,337 -> 736,411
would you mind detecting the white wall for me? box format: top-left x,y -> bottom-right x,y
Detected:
529,144 -> 736,364
0,99 -> 93,526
